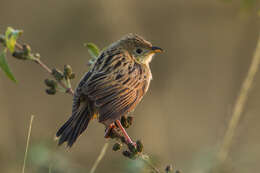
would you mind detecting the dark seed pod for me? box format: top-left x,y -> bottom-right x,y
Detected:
122,150 -> 136,159
52,68 -> 64,81
136,140 -> 143,153
112,143 -> 122,151
44,79 -> 57,88
127,116 -> 134,126
122,150 -> 131,157
46,88 -> 56,95
121,116 -> 129,128
106,127 -> 120,139
165,165 -> 173,173
12,51 -> 27,60
120,136 -> 126,143
12,44 -> 32,60
108,130 -> 116,139
128,143 -> 137,154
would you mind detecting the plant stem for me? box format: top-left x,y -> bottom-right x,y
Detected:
22,115 -> 34,173
89,142 -> 109,173
217,34 -> 260,163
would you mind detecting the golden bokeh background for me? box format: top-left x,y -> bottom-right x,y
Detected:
0,0 -> 260,173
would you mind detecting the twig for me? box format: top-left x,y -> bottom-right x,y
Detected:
15,42 -> 74,95
22,115 -> 34,173
89,142 -> 109,173
217,34 -> 260,163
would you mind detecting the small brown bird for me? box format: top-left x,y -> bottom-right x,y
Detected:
56,33 -> 162,147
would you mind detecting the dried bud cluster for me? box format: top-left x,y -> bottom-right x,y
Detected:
45,65 -> 75,95
121,116 -> 134,128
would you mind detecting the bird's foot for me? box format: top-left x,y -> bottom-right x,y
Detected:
105,120 -> 136,147
115,120 -> 136,146
128,141 -> 136,147
104,123 -> 116,138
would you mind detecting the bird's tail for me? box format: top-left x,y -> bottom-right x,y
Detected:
56,105 -> 92,147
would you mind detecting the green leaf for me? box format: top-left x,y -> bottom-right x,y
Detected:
84,43 -> 100,59
0,49 -> 17,82
5,27 -> 23,53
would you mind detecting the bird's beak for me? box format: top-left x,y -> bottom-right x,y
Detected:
151,46 -> 163,53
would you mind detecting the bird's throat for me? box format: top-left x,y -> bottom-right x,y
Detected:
143,53 -> 154,65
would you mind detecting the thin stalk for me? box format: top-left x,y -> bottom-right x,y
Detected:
22,115 -> 34,173
33,58 -> 74,95
89,142 -> 109,173
218,34 -> 260,163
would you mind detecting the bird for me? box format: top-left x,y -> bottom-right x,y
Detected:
56,33 -> 163,147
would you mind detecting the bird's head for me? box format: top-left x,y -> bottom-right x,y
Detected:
116,33 -> 163,65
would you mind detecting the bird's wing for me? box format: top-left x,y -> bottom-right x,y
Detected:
72,70 -> 92,114
83,50 -> 148,123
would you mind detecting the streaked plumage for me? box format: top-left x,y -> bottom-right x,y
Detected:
56,34 -> 162,147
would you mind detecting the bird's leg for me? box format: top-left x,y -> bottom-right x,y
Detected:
104,123 -> 116,138
115,120 -> 136,146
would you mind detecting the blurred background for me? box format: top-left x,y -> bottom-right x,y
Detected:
0,0 -> 260,173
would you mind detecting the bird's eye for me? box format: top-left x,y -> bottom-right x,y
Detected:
136,48 -> 143,54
